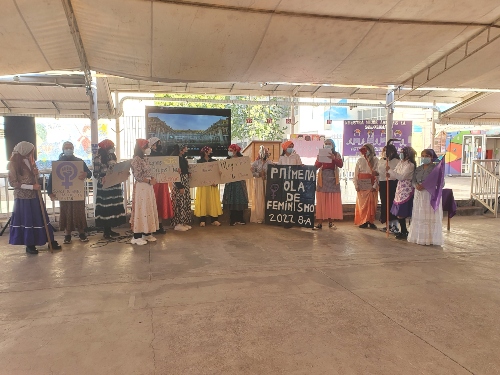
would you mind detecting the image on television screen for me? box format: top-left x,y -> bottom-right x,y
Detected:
146,106 -> 231,157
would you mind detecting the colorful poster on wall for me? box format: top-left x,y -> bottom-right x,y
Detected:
342,120 -> 412,156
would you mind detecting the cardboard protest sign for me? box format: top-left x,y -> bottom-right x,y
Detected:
51,161 -> 85,201
265,165 -> 316,228
148,156 -> 180,183
218,156 -> 252,184
189,161 -> 222,187
102,160 -> 131,188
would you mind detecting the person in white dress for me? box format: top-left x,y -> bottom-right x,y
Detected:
130,139 -> 159,245
250,146 -> 271,223
407,149 -> 444,246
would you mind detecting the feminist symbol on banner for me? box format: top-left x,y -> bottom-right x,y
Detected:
56,162 -> 78,189
270,184 -> 279,199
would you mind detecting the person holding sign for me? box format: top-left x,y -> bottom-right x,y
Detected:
408,149 -> 444,246
194,146 -> 222,227
149,137 -> 174,234
130,139 -> 160,245
278,141 -> 302,165
170,144 -> 192,231
8,141 -> 62,254
314,139 -> 343,229
250,146 -> 271,224
222,144 -> 249,226
93,139 -> 127,239
353,143 -> 379,229
386,146 -> 417,240
47,141 -> 92,244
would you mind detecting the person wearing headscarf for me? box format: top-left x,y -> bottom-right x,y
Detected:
407,148 -> 444,246
278,140 -> 302,165
314,139 -> 343,229
250,145 -> 271,223
386,146 -> 417,240
374,140 -> 400,234
148,137 -> 174,234
47,141 -> 92,244
194,146 -> 222,226
222,144 -> 249,226
93,139 -> 127,239
8,141 -> 61,254
170,144 -> 192,231
353,143 -> 379,229
130,139 -> 160,245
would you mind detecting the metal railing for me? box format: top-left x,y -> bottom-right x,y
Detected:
471,159 -> 500,217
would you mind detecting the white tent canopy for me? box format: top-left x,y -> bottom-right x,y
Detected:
2,0 -> 500,89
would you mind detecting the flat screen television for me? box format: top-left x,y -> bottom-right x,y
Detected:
145,106 -> 231,157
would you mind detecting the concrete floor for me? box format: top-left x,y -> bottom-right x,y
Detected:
0,216 -> 499,375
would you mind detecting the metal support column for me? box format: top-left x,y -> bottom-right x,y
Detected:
386,87 -> 395,141
89,73 -> 99,211
115,91 -> 121,161
430,100 -> 436,149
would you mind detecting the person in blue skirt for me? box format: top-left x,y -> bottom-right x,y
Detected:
8,141 -> 61,254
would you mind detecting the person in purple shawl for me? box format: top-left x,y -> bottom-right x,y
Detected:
407,149 -> 444,246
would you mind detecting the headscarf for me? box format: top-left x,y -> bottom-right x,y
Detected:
12,141 -> 35,157
258,145 -> 269,160
361,143 -> 376,168
282,140 -> 293,151
229,144 -> 241,152
200,146 -> 211,155
98,139 -> 114,150
401,146 -> 417,169
136,139 -> 149,149
148,137 -> 160,148
385,139 -> 399,160
423,148 -> 439,162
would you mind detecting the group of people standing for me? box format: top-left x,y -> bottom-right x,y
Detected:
354,141 -> 444,246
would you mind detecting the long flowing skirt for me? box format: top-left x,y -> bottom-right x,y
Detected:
316,191 -> 343,220
408,189 -> 443,246
378,180 -> 398,224
95,184 -> 126,228
59,201 -> 87,231
9,197 -> 55,246
222,181 -> 248,211
153,183 -> 174,220
354,190 -> 377,225
194,185 -> 222,218
250,177 -> 266,223
131,182 -> 159,234
171,174 -> 192,225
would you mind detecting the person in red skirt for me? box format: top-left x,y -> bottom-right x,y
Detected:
148,137 -> 174,234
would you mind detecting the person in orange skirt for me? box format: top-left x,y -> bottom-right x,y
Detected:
353,143 -> 379,229
148,137 -> 174,234
314,139 -> 343,229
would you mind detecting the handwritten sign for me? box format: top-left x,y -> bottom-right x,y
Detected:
318,148 -> 332,163
189,162 -> 222,187
148,156 -> 180,183
51,161 -> 85,201
103,160 -> 131,188
218,156 -> 252,184
265,165 -> 316,228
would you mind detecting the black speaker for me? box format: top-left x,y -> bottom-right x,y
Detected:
4,116 -> 37,160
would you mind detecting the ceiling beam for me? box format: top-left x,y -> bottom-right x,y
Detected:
311,86 -> 322,96
1,99 -> 11,112
51,101 -> 60,114
291,85 -> 301,96
439,92 -> 493,119
100,77 -> 115,114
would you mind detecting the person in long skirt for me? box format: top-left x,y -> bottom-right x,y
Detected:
170,144 -> 192,231
408,149 -> 444,246
250,146 -> 271,224
314,139 -> 343,229
8,141 -> 62,254
222,144 -> 249,226
353,143 -> 379,229
374,140 -> 400,234
93,139 -> 127,239
47,141 -> 92,244
148,137 -> 174,234
194,146 -> 222,226
130,139 -> 160,245
386,146 -> 417,240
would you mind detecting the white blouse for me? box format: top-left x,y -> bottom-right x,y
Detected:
353,156 -> 379,190
377,158 -> 400,182
388,160 -> 415,181
278,153 -> 302,166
